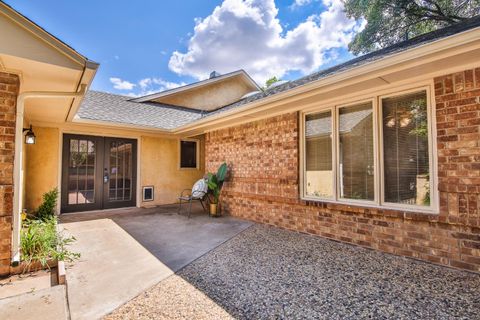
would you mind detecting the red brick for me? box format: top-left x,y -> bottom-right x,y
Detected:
207,68 -> 480,273
0,72 -> 18,277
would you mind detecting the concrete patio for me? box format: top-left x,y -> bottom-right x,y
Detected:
59,204 -> 252,319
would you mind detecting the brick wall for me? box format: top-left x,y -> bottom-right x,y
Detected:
205,67 -> 480,272
0,72 -> 19,276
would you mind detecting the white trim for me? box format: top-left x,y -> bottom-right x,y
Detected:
331,107 -> 338,202
136,137 -> 142,208
300,82 -> 439,214
142,186 -> 154,202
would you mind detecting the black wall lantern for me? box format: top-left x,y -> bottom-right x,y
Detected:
23,125 -> 36,144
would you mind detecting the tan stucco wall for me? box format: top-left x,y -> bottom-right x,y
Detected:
25,126 -> 59,211
154,77 -> 255,111
140,135 -> 205,206
23,123 -> 205,211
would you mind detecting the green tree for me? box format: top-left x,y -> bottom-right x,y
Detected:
264,76 -> 280,89
344,0 -> 480,54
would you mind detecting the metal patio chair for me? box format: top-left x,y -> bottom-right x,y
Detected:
178,178 -> 209,218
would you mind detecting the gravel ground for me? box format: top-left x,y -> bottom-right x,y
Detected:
106,224 -> 480,319
104,275 -> 233,320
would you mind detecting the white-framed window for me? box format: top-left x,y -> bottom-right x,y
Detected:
301,87 -> 436,213
179,139 -> 199,169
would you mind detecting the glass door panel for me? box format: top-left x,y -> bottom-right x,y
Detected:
103,137 -> 136,209
62,135 -> 136,213
62,135 -> 103,212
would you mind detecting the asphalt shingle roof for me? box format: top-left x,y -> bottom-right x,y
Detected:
77,91 -> 203,130
77,16 -> 480,130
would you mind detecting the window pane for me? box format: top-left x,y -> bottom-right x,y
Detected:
305,111 -> 333,198
180,141 -> 197,168
339,102 -> 374,200
382,91 -> 430,206
68,138 -> 96,205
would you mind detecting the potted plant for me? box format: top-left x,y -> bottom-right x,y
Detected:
206,162 -> 228,216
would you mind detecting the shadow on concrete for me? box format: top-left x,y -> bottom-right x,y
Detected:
60,203 -> 253,272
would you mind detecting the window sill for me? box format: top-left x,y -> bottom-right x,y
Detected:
301,196 -> 439,216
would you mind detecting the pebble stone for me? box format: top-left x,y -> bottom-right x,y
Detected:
104,274 -> 233,320
105,225 -> 480,319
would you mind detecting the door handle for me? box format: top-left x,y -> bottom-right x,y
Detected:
104,168 -> 109,183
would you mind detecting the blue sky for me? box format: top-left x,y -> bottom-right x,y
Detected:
4,0 -> 362,96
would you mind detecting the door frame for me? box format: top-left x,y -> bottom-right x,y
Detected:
103,136 -> 138,210
60,133 -> 138,213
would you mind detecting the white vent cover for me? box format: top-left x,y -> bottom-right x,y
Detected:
142,186 -> 154,201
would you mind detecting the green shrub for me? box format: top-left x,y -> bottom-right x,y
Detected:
36,188 -> 58,221
21,216 -> 80,268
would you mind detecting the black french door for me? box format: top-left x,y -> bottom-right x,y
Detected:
61,134 -> 137,213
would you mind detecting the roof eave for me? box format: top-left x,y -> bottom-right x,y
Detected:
130,69 -> 259,103
172,25 -> 480,135
0,1 -> 99,68
72,117 -> 174,133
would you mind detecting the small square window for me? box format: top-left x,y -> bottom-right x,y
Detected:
180,140 -> 198,169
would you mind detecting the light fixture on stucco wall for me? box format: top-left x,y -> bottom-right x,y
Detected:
23,125 -> 36,144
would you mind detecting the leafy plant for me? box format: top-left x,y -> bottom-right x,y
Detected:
264,76 -> 280,89
206,162 -> 228,204
21,216 -> 80,269
36,188 -> 58,221
344,0 -> 480,54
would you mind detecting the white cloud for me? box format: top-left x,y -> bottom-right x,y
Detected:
111,77 -> 186,97
168,0 -> 363,84
109,77 -> 136,90
292,0 -> 313,7
138,77 -> 186,93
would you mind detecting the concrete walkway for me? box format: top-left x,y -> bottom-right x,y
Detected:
61,218 -> 173,320
0,285 -> 69,320
60,206 -> 252,319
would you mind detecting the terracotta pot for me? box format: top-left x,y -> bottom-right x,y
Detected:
210,203 -> 218,216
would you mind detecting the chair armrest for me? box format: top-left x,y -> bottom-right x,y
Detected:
180,189 -> 192,197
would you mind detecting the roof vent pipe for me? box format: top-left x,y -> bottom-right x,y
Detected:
209,71 -> 221,79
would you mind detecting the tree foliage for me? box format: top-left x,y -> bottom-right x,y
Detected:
343,0 -> 480,54
264,76 -> 280,89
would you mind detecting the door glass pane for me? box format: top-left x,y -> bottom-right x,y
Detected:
108,141 -> 133,201
304,111 -> 333,198
68,138 -> 96,204
339,102 -> 374,201
382,91 -> 430,206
